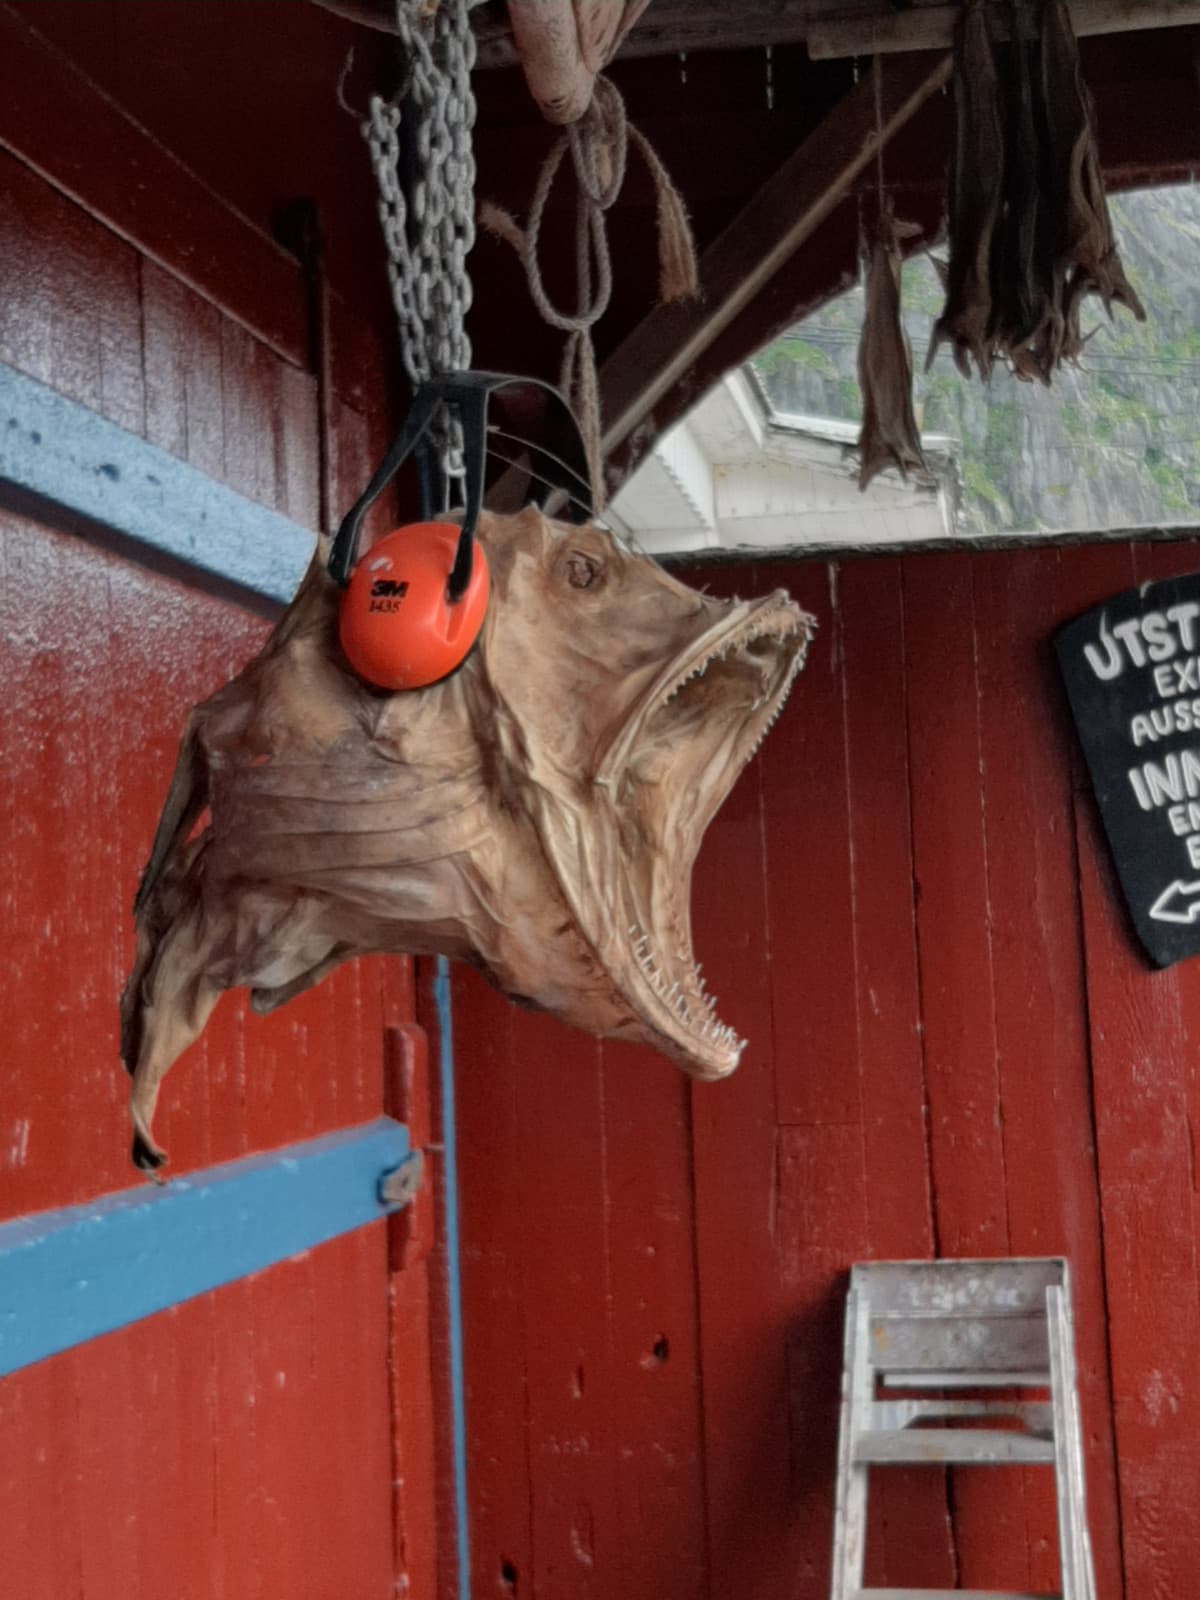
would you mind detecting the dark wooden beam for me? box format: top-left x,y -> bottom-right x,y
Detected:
809,0 -> 1200,58
314,0 -> 1200,68
475,0 -> 849,67
596,51 -> 951,478
308,0 -> 878,67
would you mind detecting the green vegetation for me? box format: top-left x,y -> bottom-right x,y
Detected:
750,185 -> 1200,536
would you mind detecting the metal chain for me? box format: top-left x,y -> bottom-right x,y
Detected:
359,0 -> 480,483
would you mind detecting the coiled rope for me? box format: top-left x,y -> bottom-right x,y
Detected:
480,73 -> 698,511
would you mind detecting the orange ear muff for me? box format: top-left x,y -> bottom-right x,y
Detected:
337,521 -> 489,691
328,372 -> 592,694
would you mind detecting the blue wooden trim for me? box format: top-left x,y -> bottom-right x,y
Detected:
435,955 -> 472,1600
0,360 -> 314,603
0,1118 -> 411,1377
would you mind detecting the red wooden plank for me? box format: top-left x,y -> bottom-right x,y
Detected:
0,1356 -> 86,1600
0,144 -> 145,422
765,557 -> 859,1128
450,969 -> 536,1600
276,359 -> 321,532
755,553 -> 954,1595
595,1037 -> 709,1600
124,1300 -> 221,1600
101,214 -> 231,1589
455,981 -> 712,1600
384,1007 -> 441,1599
0,1 -> 306,366
837,555 -> 953,1592
833,556 -> 936,1257
756,553 -> 877,1600
971,544 -> 1124,1600
901,550 -> 1029,1591
390,1250 -> 442,1597
902,550 -> 1011,1256
141,260 -> 227,479
1062,538 -> 1200,1597
0,184 -> 405,1600
512,1020 -> 622,1598
42,242 -> 159,1600
681,559 -> 806,1599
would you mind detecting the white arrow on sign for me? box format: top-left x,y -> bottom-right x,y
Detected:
1148,879 -> 1200,924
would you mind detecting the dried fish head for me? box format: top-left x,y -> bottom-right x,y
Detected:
122,507 -> 815,1167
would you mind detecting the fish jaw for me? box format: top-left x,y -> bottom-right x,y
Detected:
542,588 -> 815,1077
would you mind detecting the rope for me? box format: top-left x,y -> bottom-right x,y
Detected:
873,54 -> 885,208
480,73 -> 698,512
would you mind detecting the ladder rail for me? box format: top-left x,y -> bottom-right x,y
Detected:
829,1258 -> 1097,1600
831,1286 -> 873,1600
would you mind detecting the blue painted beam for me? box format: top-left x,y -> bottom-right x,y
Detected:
0,1118 -> 413,1377
0,359 -> 315,603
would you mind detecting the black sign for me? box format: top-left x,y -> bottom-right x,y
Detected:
1056,571 -> 1200,968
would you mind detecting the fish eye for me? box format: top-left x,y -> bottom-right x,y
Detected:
565,551 -> 601,590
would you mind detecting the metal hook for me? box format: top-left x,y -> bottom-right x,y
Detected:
336,48 -> 366,118
336,41 -> 413,121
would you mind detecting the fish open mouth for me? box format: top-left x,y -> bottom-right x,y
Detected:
598,589 -> 814,1077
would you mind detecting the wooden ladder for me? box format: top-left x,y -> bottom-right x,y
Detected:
829,1258 -> 1096,1600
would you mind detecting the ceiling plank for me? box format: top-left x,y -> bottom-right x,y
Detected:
311,0 -> 1200,67
596,50 -> 951,476
309,0 -> 892,67
809,0 -> 1200,58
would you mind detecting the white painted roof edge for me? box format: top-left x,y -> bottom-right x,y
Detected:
609,367 -> 962,555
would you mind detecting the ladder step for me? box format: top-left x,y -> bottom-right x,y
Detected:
853,1591 -> 1062,1598
853,1428 -> 1055,1465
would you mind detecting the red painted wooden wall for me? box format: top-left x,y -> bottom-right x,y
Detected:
0,18 -> 447,1598
452,543 -> 1200,1600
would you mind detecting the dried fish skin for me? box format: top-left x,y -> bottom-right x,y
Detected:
1038,0 -> 1145,326
121,508 -> 814,1169
990,11 -> 1052,369
858,204 -> 927,491
927,0 -> 1142,386
927,0 -> 1004,379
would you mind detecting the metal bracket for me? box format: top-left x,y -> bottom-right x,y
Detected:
379,1148 -> 426,1209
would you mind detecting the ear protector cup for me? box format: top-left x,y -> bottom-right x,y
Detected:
338,521 -> 490,691
328,371 -> 592,693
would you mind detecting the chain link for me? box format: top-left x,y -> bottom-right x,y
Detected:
360,0 -> 479,396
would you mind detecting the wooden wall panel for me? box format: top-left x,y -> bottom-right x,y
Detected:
0,80 -> 433,1600
600,1037 -> 708,1600
970,547 -> 1121,1596
1069,539 -> 1200,1599
686,559 -> 797,1600
453,536 -> 1200,1600
903,550 -> 1038,1592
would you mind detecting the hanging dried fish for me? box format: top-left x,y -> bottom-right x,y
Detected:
1038,0 -> 1145,360
989,3 -> 1051,375
858,202 -> 927,489
121,508 -> 813,1170
927,0 -> 1004,379
928,0 -> 1143,384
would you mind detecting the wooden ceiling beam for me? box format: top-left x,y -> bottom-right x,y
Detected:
308,0 -> 898,67
596,50 -> 951,481
809,0 -> 1200,59
311,0 -> 1200,68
